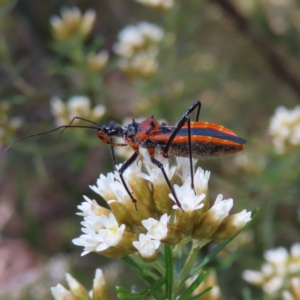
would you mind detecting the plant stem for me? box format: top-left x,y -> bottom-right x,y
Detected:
153,260 -> 165,276
173,236 -> 192,257
174,239 -> 209,294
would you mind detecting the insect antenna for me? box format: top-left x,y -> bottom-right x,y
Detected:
58,116 -> 102,142
4,124 -> 100,152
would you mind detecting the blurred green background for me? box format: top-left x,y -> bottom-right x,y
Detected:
1,0 -> 300,299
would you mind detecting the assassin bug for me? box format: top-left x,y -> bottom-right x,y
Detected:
6,100 -> 246,211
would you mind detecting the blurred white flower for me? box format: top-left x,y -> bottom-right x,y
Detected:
114,22 -> 164,57
50,95 -> 106,126
135,0 -> 174,11
87,50 -> 109,73
0,101 -> 22,147
50,7 -> 96,41
268,105 -> 300,153
114,22 -> 164,78
243,243 -> 300,296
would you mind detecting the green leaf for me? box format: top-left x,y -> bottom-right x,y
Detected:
165,244 -> 173,300
121,256 -> 155,285
117,293 -> 147,300
242,287 -> 254,300
116,286 -> 131,294
147,277 -> 166,300
187,287 -> 212,300
116,278 -> 166,300
189,210 -> 258,278
174,248 -> 184,279
177,271 -> 206,300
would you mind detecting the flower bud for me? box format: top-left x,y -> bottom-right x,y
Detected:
192,195 -> 233,240
87,50 -> 109,73
211,209 -> 252,242
141,213 -> 183,245
66,273 -> 89,300
133,234 -> 160,262
92,269 -> 110,300
51,284 -> 78,300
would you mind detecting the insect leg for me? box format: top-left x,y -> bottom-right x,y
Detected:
175,100 -> 202,125
110,138 -> 117,167
108,140 -> 128,169
163,101 -> 202,192
149,155 -> 184,212
118,151 -> 139,211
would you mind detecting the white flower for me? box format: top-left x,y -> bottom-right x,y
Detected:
242,270 -> 265,285
72,213 -> 125,255
228,209 -> 252,226
79,9 -> 96,37
119,51 -> 158,77
142,213 -> 169,240
90,172 -> 117,200
169,182 -> 205,211
138,21 -> 164,42
176,157 -> 198,183
209,194 -> 233,219
133,234 -> 160,258
93,268 -> 106,290
263,276 -> 284,296
114,25 -> 144,57
76,195 -> 103,217
243,244 -> 300,296
135,0 -> 174,10
95,213 -> 126,251
50,96 -> 66,116
50,95 -> 106,126
290,243 -> 300,258
51,284 -> 75,300
139,153 -> 175,185
113,22 -> 164,58
87,50 -> 109,73
268,105 -> 300,153
68,96 -> 91,118
50,7 -> 96,41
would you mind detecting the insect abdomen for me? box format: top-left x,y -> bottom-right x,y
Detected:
167,138 -> 244,158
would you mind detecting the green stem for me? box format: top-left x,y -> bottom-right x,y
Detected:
174,239 -> 209,295
153,260 -> 165,276
173,236 -> 192,257
165,244 -> 173,300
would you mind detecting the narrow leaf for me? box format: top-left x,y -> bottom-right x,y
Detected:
190,211 -> 258,278
165,244 -> 173,300
187,287 -> 212,300
147,277 -> 166,300
177,271 -> 206,300
122,256 -> 155,285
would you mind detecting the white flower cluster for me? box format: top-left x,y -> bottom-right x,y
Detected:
113,22 -> 164,78
135,0 -> 174,11
51,268 -> 109,300
50,7 -> 96,41
243,244 -> 300,297
50,95 -> 106,126
0,101 -> 22,147
268,105 -> 300,153
72,154 -> 251,261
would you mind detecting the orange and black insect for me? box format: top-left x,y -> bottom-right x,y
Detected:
6,101 -> 246,211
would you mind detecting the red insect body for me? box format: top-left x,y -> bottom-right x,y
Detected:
133,118 -> 245,159
8,100 -> 246,211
